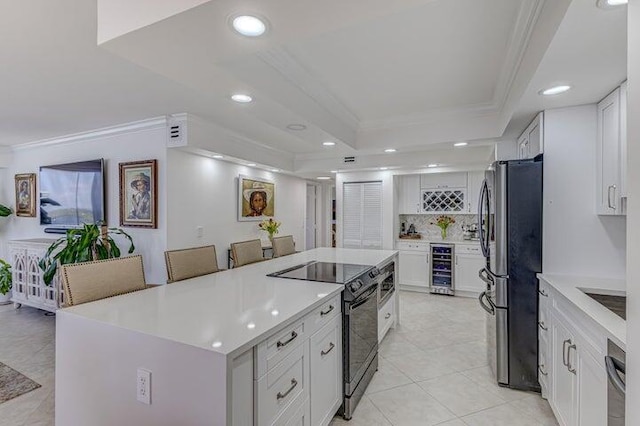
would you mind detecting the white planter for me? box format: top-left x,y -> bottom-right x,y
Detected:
0,290 -> 11,305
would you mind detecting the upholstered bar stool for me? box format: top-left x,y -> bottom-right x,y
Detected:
164,245 -> 220,283
271,235 -> 296,258
60,255 -> 150,307
230,239 -> 265,267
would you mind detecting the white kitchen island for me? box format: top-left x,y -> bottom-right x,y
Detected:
56,247 -> 397,426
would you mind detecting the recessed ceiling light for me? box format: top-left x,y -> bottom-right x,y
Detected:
384,148 -> 396,153
427,164 -> 438,168
231,93 -> 253,103
539,85 -> 571,96
322,141 -> 336,147
597,0 -> 627,8
270,169 -> 279,172
330,170 -> 338,173
247,322 -> 256,329
317,176 -> 331,180
212,341 -> 222,348
247,163 -> 257,167
454,142 -> 468,147
213,154 -> 224,159
286,124 -> 307,131
271,309 -> 279,316
380,167 -> 388,170
232,15 -> 267,37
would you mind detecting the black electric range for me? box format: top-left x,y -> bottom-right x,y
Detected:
267,261 -> 379,301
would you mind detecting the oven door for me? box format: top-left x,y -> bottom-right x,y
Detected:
343,284 -> 378,395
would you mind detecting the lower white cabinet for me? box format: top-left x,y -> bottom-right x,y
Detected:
378,292 -> 395,342
454,245 -> 485,294
398,245 -> 429,290
541,279 -> 608,426
310,315 -> 342,426
251,297 -> 343,426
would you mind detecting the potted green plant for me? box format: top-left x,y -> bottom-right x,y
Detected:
38,222 -> 135,286
0,259 -> 12,304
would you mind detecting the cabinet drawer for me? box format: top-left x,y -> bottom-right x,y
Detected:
455,244 -> 482,255
257,320 -> 305,378
282,399 -> 310,426
305,295 -> 341,338
256,343 -> 309,426
396,241 -> 428,252
310,316 -> 342,426
378,293 -> 395,342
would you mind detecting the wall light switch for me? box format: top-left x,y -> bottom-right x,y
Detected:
196,226 -> 204,238
137,368 -> 151,405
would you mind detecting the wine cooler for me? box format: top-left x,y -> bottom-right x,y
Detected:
429,243 -> 455,295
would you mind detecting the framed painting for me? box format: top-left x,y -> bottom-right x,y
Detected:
119,160 -> 157,228
15,173 -> 36,217
238,175 -> 275,221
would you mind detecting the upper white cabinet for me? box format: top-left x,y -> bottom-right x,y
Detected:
420,172 -> 467,214
397,175 -> 421,214
596,84 -> 627,216
466,171 -> 485,214
420,172 -> 467,189
518,112 -> 544,160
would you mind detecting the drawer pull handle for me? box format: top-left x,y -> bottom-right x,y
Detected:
320,305 -> 334,316
277,331 -> 298,348
321,342 -> 335,356
538,321 -> 548,331
538,365 -> 548,376
538,288 -> 548,297
385,313 -> 392,319
276,378 -> 298,400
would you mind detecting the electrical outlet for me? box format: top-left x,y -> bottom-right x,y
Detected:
137,368 -> 151,405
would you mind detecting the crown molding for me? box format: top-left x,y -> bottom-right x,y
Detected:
12,116 -> 169,151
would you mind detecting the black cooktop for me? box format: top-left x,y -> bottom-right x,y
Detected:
267,261 -> 374,284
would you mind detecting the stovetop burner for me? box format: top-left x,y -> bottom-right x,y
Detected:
267,261 -> 374,285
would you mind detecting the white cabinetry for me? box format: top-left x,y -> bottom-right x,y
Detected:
420,172 -> 467,189
396,241 -> 429,291
466,171 -> 485,214
343,182 -> 382,249
540,278 -> 608,426
397,175 -> 421,214
9,239 -> 62,312
596,85 -> 627,215
254,294 -> 342,426
454,244 -> 485,295
420,172 -> 467,214
517,112 -> 544,160
378,291 -> 395,342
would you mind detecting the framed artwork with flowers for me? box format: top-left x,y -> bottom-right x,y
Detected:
238,175 -> 275,221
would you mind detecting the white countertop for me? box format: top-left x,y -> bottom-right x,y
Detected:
59,248 -> 397,356
537,273 -> 626,347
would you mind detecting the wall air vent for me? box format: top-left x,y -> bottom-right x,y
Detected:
167,114 -> 188,148
344,156 -> 356,163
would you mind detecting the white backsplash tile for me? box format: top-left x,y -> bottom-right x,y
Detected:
400,214 -> 478,241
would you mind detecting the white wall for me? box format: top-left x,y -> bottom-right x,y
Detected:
626,1 -> 639,421
166,150 -> 307,270
542,105 -> 626,278
1,125 -> 168,284
336,170 -> 394,250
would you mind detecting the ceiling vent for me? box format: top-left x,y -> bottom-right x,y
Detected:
167,114 -> 187,148
343,156 -> 356,163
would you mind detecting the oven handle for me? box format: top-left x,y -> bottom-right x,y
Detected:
348,285 -> 378,313
605,356 -> 626,395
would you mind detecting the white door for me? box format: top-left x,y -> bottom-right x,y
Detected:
398,251 -> 429,288
454,254 -> 486,293
576,347 -> 607,426
342,182 -> 382,249
306,184 -> 317,250
398,175 -> 421,214
596,88 -> 621,215
551,315 -> 576,426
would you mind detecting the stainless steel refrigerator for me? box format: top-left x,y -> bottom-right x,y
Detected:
477,156 -> 542,392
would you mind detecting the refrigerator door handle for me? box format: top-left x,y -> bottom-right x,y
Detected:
478,291 -> 495,315
478,267 -> 494,288
478,180 -> 489,258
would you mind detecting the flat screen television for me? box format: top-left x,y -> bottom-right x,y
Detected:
39,159 -> 105,228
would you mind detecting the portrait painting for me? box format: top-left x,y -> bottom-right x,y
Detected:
119,160 -> 157,228
238,175 -> 275,221
15,173 -> 36,217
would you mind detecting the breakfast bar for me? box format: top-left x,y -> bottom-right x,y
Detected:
55,248 -> 397,426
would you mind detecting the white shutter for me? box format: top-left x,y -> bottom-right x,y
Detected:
342,183 -> 362,248
342,181 -> 382,249
362,182 -> 382,249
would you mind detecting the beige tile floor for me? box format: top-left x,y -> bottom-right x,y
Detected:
330,291 -> 559,426
0,291 -> 558,426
